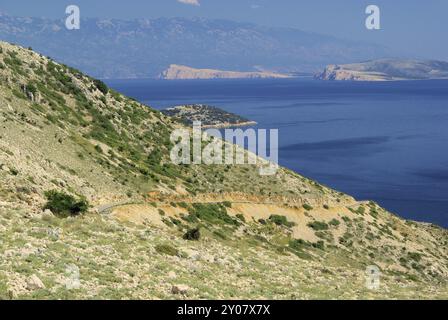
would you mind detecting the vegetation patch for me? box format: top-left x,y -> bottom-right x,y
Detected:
93,79 -> 109,95
303,204 -> 313,211
307,221 -> 329,231
328,218 -> 340,227
268,214 -> 296,228
187,203 -> 240,226
235,214 -> 246,223
183,227 -> 201,241
43,190 -> 89,217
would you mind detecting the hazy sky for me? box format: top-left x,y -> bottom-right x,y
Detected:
1,0 -> 447,60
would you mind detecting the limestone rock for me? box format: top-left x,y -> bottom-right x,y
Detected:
27,275 -> 45,291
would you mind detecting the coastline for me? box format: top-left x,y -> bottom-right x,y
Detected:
201,121 -> 258,129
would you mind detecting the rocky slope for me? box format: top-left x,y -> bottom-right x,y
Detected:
0,42 -> 447,299
316,59 -> 448,81
159,64 -> 290,80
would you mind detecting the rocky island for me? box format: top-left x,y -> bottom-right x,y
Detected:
159,64 -> 290,80
316,59 -> 448,81
161,104 -> 257,128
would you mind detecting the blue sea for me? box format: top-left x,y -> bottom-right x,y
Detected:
106,78 -> 448,228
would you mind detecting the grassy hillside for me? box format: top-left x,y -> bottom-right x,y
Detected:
0,42 -> 447,299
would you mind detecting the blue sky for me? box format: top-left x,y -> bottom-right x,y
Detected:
1,0 -> 447,60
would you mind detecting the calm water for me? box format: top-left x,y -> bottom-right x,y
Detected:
106,78 -> 448,228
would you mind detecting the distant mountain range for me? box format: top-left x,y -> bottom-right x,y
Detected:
316,59 -> 448,81
0,13 -> 390,79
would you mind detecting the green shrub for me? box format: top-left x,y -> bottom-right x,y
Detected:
289,238 -> 307,250
94,145 -> 103,153
188,203 -> 240,226
269,214 -> 296,228
288,239 -> 313,260
222,201 -> 232,208
235,214 -> 246,222
312,240 -> 325,250
369,208 -> 379,219
170,217 -> 182,226
43,190 -> 88,217
408,252 -> 422,262
303,204 -> 313,211
328,218 -> 340,227
307,221 -> 329,231
93,79 -> 109,95
183,228 -> 201,241
161,218 -> 173,227
178,202 -> 189,209
26,83 -> 37,95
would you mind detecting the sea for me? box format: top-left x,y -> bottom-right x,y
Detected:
105,78 -> 448,228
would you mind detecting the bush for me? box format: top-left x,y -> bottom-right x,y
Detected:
178,202 -> 189,209
170,217 -> 182,226
93,79 -> 109,95
312,240 -> 325,250
43,190 -> 89,217
329,218 -> 340,227
26,83 -> 37,95
269,214 -> 296,228
94,145 -> 103,153
408,252 -> 422,262
307,221 -> 329,231
369,208 -> 379,219
183,228 -> 201,241
188,203 -> 239,226
303,204 -> 313,211
289,238 -> 307,250
235,214 -> 246,222
222,201 -> 232,208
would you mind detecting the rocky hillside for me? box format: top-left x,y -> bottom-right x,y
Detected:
316,59 -> 448,81
159,64 -> 290,80
0,42 -> 447,299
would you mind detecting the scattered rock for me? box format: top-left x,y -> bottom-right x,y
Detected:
171,284 -> 189,295
214,257 -> 226,266
27,275 -> 45,291
42,209 -> 54,218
